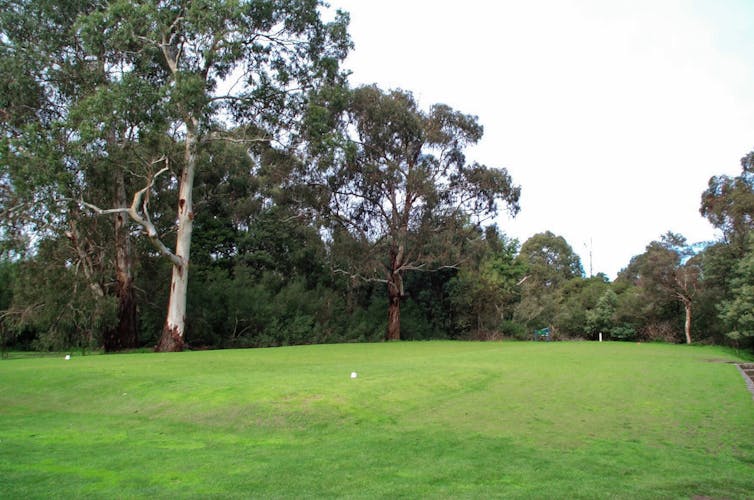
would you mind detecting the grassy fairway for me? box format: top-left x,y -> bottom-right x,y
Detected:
1,342 -> 753,498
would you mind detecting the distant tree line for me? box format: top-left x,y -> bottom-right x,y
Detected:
1,1 -> 753,353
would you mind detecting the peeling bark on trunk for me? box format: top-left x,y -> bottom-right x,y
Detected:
156,322 -> 185,352
103,170 -> 138,352
155,119 -> 198,352
158,258 -> 189,352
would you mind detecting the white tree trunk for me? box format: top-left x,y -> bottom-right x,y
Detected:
156,119 -> 198,352
684,300 -> 692,345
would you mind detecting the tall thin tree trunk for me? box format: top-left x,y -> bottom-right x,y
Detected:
103,169 -> 138,352
386,248 -> 403,341
96,56 -> 138,351
683,300 -> 692,345
386,273 -> 401,341
156,119 -> 198,352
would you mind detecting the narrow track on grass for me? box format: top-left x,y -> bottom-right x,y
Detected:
737,364 -> 754,400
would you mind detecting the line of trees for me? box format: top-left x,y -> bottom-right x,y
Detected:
2,1 -> 753,353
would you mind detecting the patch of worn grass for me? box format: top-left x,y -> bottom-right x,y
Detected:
1,341 -> 753,498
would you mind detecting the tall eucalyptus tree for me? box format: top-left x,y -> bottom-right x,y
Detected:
306,85 -> 520,340
619,233 -> 701,344
2,0 -> 351,351
0,0 -> 139,350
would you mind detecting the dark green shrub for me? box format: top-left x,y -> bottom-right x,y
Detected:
499,320 -> 528,340
610,324 -> 637,341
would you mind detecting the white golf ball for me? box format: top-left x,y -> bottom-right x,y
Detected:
350,372 -> 358,379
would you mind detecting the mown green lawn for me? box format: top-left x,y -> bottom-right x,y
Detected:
1,341 -> 753,498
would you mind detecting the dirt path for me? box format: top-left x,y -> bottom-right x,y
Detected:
737,363 -> 754,401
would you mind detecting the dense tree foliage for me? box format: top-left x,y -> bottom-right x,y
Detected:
617,233 -> 701,344
718,235 -> 754,343
517,231 -> 583,288
701,151 -> 754,250
699,150 -> 754,349
448,227 -> 526,339
0,0 -> 139,352
304,85 -> 520,340
2,2 -> 753,353
1,0 -> 351,351
513,231 -> 583,334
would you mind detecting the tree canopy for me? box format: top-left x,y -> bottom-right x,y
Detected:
1,0 -> 351,351
1,1 -> 754,352
305,85 -> 520,340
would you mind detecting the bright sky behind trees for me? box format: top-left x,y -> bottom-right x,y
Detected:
332,0 -> 754,277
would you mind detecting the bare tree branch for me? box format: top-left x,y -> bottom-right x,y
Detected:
79,159 -> 183,268
332,268 -> 388,284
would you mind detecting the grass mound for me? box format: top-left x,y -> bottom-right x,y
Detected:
1,341 -> 753,498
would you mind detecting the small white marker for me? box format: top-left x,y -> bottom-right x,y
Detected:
350,372 -> 358,379
64,354 -> 71,360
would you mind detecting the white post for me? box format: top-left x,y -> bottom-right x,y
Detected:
599,332 -> 603,342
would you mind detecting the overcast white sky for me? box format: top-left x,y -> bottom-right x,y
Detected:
331,0 -> 754,278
